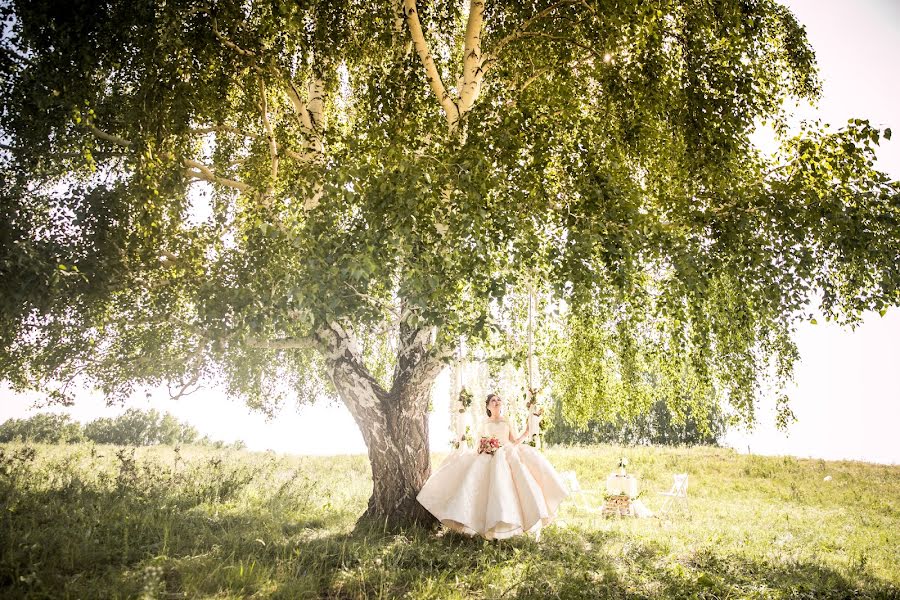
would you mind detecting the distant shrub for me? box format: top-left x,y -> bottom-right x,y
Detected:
544,398 -> 726,446
193,436 -> 247,451
0,409 -> 231,447
0,413 -> 85,444
83,408 -> 201,446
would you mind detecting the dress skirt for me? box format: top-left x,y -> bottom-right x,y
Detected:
416,444 -> 569,540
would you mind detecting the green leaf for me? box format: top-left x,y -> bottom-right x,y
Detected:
2,0 -> 898,523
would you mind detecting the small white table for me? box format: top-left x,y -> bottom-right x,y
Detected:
606,474 -> 639,498
603,474 -> 653,518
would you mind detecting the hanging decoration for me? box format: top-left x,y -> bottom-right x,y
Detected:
451,386 -> 474,449
447,287 -> 545,450
525,387 -> 545,449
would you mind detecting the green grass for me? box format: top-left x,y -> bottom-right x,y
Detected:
1,442 -> 897,599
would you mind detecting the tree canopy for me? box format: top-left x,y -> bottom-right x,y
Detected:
1,0 -> 898,519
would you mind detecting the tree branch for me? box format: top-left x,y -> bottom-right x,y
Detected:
246,336 -> 319,351
517,54 -> 594,93
168,378 -> 203,400
183,159 -> 252,192
284,78 -> 315,132
88,125 -> 133,147
520,67 -> 552,91
168,347 -> 204,400
315,321 -> 366,364
212,17 -> 262,63
483,0 -> 583,70
51,150 -> 129,161
306,75 -> 326,136
283,147 -> 320,163
292,70 -> 327,210
458,0 -> 486,115
258,77 -> 279,196
269,59 -> 326,212
86,125 -> 255,193
281,72 -> 325,191
392,324 -> 451,398
190,125 -> 258,138
211,13 -> 324,165
345,282 -> 403,318
403,0 -> 460,130
393,0 -> 406,36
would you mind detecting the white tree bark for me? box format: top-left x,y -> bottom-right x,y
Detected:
458,0 -> 486,115
402,0 -> 461,132
404,0 -> 490,136
313,321 -> 446,523
183,159 -> 252,192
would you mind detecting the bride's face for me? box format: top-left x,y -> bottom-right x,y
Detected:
488,396 -> 502,417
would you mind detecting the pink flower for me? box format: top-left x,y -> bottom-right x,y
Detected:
478,436 -> 500,455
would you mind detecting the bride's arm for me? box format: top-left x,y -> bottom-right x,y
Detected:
507,417 -> 529,445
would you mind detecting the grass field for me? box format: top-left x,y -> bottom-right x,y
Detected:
1,442 -> 897,599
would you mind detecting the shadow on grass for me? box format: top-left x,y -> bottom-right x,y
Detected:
300,524 -> 897,600
3,483 -> 898,599
1,450 -> 897,599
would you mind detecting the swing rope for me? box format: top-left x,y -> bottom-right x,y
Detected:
450,287 -> 539,447
527,284 -> 535,392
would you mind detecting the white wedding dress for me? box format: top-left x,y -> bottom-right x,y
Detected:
416,418 -> 568,540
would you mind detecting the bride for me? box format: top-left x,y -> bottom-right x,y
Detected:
417,393 -> 569,540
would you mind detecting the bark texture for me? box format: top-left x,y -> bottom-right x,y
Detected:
318,321 -> 445,526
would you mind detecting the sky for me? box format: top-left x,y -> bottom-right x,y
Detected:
2,0 -> 899,464
723,0 -> 900,464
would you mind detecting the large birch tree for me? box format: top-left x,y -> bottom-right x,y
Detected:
1,0 -> 898,524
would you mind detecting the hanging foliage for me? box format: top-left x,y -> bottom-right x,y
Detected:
1,0 -> 898,523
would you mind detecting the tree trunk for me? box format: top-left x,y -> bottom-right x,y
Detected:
318,321 -> 445,527
361,382 -> 436,525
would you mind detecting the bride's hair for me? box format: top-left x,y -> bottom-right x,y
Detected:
485,394 -> 499,417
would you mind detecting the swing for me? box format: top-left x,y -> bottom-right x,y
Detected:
449,288 -> 544,450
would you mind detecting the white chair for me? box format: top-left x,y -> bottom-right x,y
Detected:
658,473 -> 690,517
560,470 -> 581,493
560,470 -> 601,513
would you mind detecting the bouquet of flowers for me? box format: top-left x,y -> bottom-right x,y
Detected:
478,436 -> 500,455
